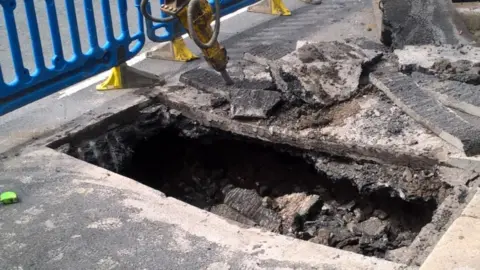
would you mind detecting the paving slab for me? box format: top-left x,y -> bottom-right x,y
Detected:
370,67 -> 480,156
380,0 -> 474,48
0,147 -> 412,270
420,216 -> 480,270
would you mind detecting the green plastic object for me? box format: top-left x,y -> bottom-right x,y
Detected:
0,191 -> 18,205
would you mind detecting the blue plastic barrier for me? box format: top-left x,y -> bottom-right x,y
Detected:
0,0 -> 146,116
145,0 -> 257,42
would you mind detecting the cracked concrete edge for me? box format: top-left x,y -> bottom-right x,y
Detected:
151,87 -> 447,168
400,186 -> 475,267
446,154 -> 480,174
5,92 -> 154,157
23,84 -> 477,175
420,187 -> 480,270
1,147 -> 412,270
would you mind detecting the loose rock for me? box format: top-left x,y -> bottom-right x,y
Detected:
224,188 -> 282,231
230,89 -> 282,119
355,217 -> 388,236
275,193 -> 322,232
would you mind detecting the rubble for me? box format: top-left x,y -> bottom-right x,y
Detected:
395,45 -> 480,84
230,89 -> 282,119
179,67 -> 275,98
380,0 -> 474,48
355,217 -> 388,236
224,188 -> 282,231
250,41 -> 384,106
275,193 -> 322,232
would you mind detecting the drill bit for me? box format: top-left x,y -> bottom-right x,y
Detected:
220,69 -> 234,85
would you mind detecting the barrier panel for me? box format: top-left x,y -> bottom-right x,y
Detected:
0,0 -> 146,116
145,0 -> 257,42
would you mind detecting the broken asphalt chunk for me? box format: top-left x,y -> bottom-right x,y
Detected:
230,89 -> 282,119
370,68 -> 480,156
224,188 -> 282,231
354,217 -> 388,237
265,41 -> 383,106
180,68 -> 275,97
275,193 -> 322,233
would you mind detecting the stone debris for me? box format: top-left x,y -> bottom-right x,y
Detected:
229,89 -> 282,119
307,154 -> 451,204
275,193 -> 322,232
370,66 -> 480,156
179,67 -> 275,98
395,45 -> 480,70
309,228 -> 331,245
380,0 -> 474,48
224,188 -> 282,231
395,45 -> 480,85
354,217 -> 388,236
265,41 -> 383,106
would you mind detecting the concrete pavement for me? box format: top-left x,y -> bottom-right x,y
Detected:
3,0 -> 480,269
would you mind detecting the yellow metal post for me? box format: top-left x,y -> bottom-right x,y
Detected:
247,0 -> 291,16
96,63 -> 164,91
147,37 -> 199,62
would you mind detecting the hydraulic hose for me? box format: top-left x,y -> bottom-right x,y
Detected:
140,0 -> 176,23
187,0 -> 221,49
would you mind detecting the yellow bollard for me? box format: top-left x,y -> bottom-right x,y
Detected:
247,0 -> 291,16
146,37 -> 199,62
96,63 -> 164,91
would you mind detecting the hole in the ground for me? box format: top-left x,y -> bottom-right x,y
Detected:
121,129 -> 436,258
52,104 -> 447,260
